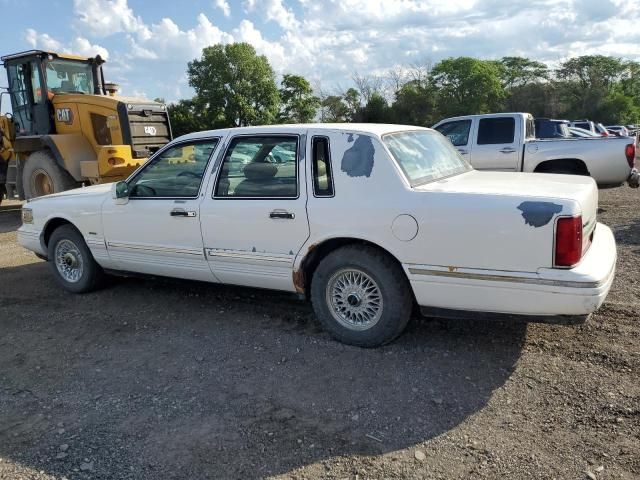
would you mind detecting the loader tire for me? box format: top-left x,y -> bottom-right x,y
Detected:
22,150 -> 78,199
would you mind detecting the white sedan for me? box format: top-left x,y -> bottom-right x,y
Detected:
18,124 -> 616,347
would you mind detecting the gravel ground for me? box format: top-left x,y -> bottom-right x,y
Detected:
0,186 -> 638,480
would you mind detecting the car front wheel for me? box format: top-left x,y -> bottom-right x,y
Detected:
311,245 -> 413,347
47,225 -> 104,293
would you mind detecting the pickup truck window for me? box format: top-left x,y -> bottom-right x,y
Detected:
312,136 -> 334,197
434,120 -> 471,147
383,130 -> 471,186
128,139 -> 219,198
477,118 -> 515,145
215,136 -> 298,198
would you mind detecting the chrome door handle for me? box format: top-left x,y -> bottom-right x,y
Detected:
170,209 -> 196,217
269,210 -> 295,220
500,147 -> 516,153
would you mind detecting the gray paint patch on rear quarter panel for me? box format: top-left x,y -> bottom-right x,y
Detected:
517,201 -> 563,227
341,134 -> 375,177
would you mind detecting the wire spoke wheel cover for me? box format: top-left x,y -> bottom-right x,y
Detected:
326,268 -> 383,331
54,239 -> 84,283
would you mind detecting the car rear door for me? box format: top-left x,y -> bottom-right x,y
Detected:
199,132 -> 310,292
469,116 -> 521,171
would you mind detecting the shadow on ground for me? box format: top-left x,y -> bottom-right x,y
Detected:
0,208 -> 21,233
0,262 -> 527,478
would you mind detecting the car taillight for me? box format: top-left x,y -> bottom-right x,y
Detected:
625,143 -> 635,168
601,131 -> 609,137
555,216 -> 582,268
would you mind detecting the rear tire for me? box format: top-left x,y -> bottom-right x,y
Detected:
310,245 -> 413,347
535,161 -> 589,176
22,150 -> 77,199
47,225 -> 104,293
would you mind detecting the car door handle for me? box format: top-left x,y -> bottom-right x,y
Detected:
500,147 -> 516,153
269,210 -> 295,220
170,209 -> 197,217
458,148 -> 468,155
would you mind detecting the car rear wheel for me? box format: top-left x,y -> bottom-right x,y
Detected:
47,225 -> 104,293
311,245 -> 413,347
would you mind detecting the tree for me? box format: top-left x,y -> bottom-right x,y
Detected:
320,95 -> 349,122
187,43 -> 280,127
278,74 -> 319,123
360,92 -> 392,123
390,80 -> 437,126
431,57 -> 505,117
167,99 -> 212,137
499,57 -> 549,89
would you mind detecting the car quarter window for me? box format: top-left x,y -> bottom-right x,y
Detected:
214,135 -> 298,198
128,139 -> 219,198
477,117 -> 516,144
311,136 -> 334,197
434,120 -> 472,146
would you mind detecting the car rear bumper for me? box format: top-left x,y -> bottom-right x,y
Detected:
405,222 -> 616,320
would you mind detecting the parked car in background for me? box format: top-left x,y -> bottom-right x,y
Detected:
570,120 -> 596,133
569,127 -> 600,138
534,118 -> 570,139
18,124 -> 618,347
595,123 -> 610,137
433,112 -> 639,188
606,126 -> 630,137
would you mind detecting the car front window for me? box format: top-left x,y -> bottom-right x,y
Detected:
128,139 -> 219,198
383,130 -> 472,186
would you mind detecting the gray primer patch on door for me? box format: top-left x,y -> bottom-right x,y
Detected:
341,134 -> 375,177
517,201 -> 563,227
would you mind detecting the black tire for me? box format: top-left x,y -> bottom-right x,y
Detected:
536,161 -> 589,176
0,184 -> 5,206
22,150 -> 78,199
310,245 -> 413,347
47,225 -> 104,293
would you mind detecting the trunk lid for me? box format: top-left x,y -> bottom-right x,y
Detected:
416,170 -> 598,255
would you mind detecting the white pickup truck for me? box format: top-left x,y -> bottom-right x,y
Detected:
433,113 -> 639,188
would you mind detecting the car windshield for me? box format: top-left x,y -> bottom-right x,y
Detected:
45,59 -> 95,95
383,130 -> 472,186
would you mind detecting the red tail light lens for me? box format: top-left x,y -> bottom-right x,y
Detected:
555,216 -> 582,267
625,143 -> 635,168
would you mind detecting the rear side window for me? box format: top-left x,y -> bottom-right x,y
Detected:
434,120 -> 471,146
311,136 -> 334,197
477,118 -> 515,144
215,136 -> 298,198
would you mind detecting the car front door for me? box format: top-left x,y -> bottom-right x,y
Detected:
433,119 -> 473,160
200,133 -> 310,292
101,138 -> 220,282
470,116 -> 520,171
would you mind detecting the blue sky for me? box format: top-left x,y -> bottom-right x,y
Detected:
1,0 -> 640,108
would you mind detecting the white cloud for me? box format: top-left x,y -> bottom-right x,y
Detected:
213,0 -> 231,17
243,0 -> 299,30
25,28 -> 110,60
73,0 -> 150,39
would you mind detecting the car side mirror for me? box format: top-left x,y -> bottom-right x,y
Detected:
111,181 -> 130,204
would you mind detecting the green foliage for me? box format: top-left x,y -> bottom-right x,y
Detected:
187,43 -> 280,127
278,74 -> 319,123
167,99 -> 211,138
431,57 -> 505,117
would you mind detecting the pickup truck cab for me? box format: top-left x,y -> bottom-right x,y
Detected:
18,124 -> 617,347
434,113 -> 639,188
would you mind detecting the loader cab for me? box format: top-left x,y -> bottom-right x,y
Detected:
1,50 -> 105,137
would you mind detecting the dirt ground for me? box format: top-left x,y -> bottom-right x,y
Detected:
0,185 -> 638,480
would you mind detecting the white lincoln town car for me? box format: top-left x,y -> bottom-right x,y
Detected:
18,124 -> 616,347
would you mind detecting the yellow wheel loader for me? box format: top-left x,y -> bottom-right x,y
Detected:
0,50 -> 172,204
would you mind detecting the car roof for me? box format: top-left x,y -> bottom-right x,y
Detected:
177,123 -> 431,142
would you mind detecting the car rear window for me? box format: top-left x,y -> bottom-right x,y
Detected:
383,130 -> 472,187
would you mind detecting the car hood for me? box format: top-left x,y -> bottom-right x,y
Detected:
27,183 -> 113,202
